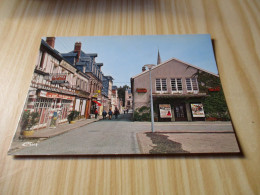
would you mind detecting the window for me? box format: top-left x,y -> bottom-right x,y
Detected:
186,77 -> 199,92
192,78 -> 198,90
186,78 -> 192,91
156,79 -> 161,91
33,98 -> 53,127
39,52 -> 46,69
155,78 -> 167,93
171,78 -> 182,93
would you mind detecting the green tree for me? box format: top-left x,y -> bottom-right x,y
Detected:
117,85 -> 130,106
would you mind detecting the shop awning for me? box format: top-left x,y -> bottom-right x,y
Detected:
92,100 -> 102,106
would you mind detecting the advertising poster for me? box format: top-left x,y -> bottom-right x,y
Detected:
159,104 -> 172,118
191,103 -> 205,117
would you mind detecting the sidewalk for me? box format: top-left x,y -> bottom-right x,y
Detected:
134,121 -> 234,133
23,116 -> 102,138
135,121 -> 240,154
8,117 -> 102,154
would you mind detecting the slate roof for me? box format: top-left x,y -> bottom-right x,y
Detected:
96,63 -> 103,67
61,50 -> 99,66
41,39 -> 62,59
41,39 -> 76,70
103,75 -> 114,81
112,86 -> 117,90
62,53 -> 77,57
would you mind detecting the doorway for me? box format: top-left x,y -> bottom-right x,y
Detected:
174,103 -> 188,121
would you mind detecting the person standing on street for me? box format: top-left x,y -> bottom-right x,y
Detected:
102,110 -> 107,120
108,109 -> 113,120
94,108 -> 98,119
114,107 -> 119,119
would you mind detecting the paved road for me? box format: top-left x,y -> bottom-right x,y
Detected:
11,115 -> 237,155
12,114 -> 143,155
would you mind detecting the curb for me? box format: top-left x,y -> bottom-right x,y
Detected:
136,132 -> 156,154
27,118 -> 101,139
152,131 -> 234,134
8,118 -> 102,154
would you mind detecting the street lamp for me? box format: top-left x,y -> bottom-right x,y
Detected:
144,64 -> 156,133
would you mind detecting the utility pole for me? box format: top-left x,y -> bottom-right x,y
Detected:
144,64 -> 156,133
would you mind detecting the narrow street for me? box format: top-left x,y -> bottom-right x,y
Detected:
10,114 -> 239,155
12,114 -> 142,155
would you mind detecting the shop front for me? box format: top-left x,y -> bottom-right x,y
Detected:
74,90 -> 90,119
91,98 -> 102,114
74,98 -> 86,118
90,90 -> 102,115
153,94 -> 206,122
31,90 -> 75,129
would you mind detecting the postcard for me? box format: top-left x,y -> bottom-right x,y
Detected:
8,34 -> 240,155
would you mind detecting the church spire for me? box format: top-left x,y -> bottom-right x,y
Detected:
157,49 -> 162,65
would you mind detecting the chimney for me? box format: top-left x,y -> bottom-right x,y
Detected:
74,42 -> 82,62
142,66 -> 146,72
46,37 -> 55,48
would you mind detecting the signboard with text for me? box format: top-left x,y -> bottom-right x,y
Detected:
159,104 -> 172,118
191,103 -> 205,117
51,74 -> 67,84
38,90 -> 75,100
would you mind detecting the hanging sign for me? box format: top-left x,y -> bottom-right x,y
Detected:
208,86 -> 220,92
136,88 -> 147,93
51,74 -> 67,84
159,104 -> 172,118
190,103 -> 205,117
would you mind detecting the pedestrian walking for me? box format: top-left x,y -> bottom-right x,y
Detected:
127,109 -> 129,114
94,108 -> 98,119
102,110 -> 107,120
114,107 -> 119,119
108,109 -> 113,120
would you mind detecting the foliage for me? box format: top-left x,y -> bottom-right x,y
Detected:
133,106 -> 151,121
21,110 -> 39,131
117,85 -> 130,107
195,71 -> 221,93
67,111 -> 80,122
195,71 -> 231,121
138,106 -> 150,113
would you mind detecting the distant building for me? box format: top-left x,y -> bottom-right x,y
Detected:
131,56 -> 220,122
62,42 -> 104,117
102,75 -> 114,112
125,88 -> 132,110
111,86 -> 119,112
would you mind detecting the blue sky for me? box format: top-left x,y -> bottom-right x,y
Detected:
52,34 -> 218,87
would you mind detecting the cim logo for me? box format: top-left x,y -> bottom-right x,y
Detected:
22,142 -> 38,147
